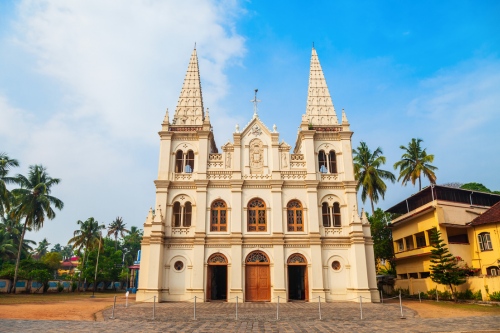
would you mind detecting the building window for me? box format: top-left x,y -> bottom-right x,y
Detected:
173,202 -> 181,227
174,261 -> 184,271
211,200 -> 227,232
247,198 -> 266,232
172,201 -> 192,227
395,239 -> 404,252
416,232 -> 427,248
420,272 -> 430,279
287,200 -> 303,232
478,232 -> 493,251
174,149 -> 195,173
332,261 -> 341,271
318,150 -> 337,173
487,266 -> 498,276
322,202 -> 341,227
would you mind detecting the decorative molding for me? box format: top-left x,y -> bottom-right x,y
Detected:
171,227 -> 191,236
321,174 -> 338,181
169,126 -> 203,132
284,244 -> 310,248
170,185 -> 197,189
249,138 -> 264,174
242,184 -> 271,188
205,244 -> 232,248
322,244 -> 351,248
281,171 -> 307,180
290,154 -> 304,161
167,244 -> 194,249
243,174 -> 271,180
174,173 -> 193,181
324,228 -> 342,236
249,124 -> 262,136
243,244 -> 273,248
207,171 -> 233,180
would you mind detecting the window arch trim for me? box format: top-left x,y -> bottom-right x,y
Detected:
247,198 -> 267,232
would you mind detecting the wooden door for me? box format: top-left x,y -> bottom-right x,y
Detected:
245,265 -> 270,301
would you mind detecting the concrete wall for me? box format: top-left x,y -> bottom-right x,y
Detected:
395,276 -> 500,301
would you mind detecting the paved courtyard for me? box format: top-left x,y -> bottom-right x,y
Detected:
1,301 -> 500,332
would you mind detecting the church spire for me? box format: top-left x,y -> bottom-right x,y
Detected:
172,48 -> 204,126
304,47 -> 338,126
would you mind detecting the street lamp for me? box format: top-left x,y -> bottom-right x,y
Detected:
122,248 -> 129,290
90,232 -> 103,298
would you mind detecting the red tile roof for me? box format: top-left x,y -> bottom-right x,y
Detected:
470,201 -> 500,226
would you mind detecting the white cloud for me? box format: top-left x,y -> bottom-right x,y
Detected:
1,0 -> 246,244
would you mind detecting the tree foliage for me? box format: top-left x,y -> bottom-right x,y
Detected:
394,138 -> 438,191
429,229 -> 466,301
353,142 -> 395,214
107,216 -> 129,250
368,208 -> 395,269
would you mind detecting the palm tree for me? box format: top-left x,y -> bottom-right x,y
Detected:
68,217 -> 105,290
0,153 -> 19,216
107,217 -> 129,250
9,165 -> 63,293
0,229 -> 15,262
0,215 -> 36,259
34,238 -> 51,258
393,138 -> 438,191
353,141 -> 396,215
123,226 -> 143,261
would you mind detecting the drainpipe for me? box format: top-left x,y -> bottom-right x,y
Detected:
406,200 -> 409,214
431,184 -> 435,201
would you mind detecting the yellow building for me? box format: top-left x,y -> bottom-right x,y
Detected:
386,185 -> 500,283
468,201 -> 500,276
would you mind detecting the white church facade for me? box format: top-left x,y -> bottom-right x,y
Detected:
137,47 -> 379,303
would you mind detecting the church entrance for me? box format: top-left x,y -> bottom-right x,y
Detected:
206,253 -> 228,301
245,251 -> 270,302
287,253 -> 308,301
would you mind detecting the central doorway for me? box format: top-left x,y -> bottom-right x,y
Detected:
245,251 -> 271,302
287,253 -> 308,301
207,253 -> 228,301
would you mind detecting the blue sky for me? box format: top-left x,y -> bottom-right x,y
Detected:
1,0 -> 499,245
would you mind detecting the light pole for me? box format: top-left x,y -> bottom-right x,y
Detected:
91,232 -> 102,298
122,248 -> 129,290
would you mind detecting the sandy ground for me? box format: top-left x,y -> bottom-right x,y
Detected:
0,297 -> 119,321
0,297 -> 497,321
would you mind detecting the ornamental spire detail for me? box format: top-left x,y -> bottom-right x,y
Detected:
305,47 -> 338,126
172,48 -> 204,126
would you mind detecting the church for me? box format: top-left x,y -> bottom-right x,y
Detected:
136,47 -> 379,303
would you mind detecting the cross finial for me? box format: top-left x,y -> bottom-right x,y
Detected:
251,89 -> 261,118
194,42 -> 196,50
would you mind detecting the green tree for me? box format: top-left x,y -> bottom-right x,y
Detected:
0,215 -> 35,262
429,229 -> 466,301
41,251 -> 62,277
67,217 -> 105,290
367,208 -> 395,271
460,182 -> 490,192
107,217 -> 129,250
123,226 -> 143,264
34,238 -> 51,258
394,138 -> 438,191
353,142 -> 395,215
0,229 -> 15,263
0,153 -> 19,216
9,165 -> 63,293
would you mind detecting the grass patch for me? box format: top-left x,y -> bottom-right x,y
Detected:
416,300 -> 500,314
0,292 -> 123,305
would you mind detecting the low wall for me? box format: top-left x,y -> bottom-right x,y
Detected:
15,280 -> 28,293
0,279 -> 11,292
395,276 -> 500,301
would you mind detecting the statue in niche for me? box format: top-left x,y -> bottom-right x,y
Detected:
282,152 -> 288,168
249,138 -> 264,174
226,152 -> 231,168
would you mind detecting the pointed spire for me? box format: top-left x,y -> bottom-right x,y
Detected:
163,108 -> 170,124
305,47 -> 338,126
341,108 -> 348,124
172,48 -> 204,126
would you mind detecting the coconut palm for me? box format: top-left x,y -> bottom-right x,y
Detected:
68,217 -> 105,290
34,238 -> 51,258
393,138 -> 438,191
0,215 -> 36,259
353,141 -> 396,215
9,165 -> 63,293
0,229 -> 15,262
0,153 -> 19,215
107,217 -> 129,250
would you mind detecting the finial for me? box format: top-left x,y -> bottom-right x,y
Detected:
235,124 -> 240,133
341,108 -> 349,124
194,42 -> 196,50
205,107 -> 210,119
164,108 -> 169,124
312,41 -> 314,49
273,124 -> 277,133
251,89 -> 261,118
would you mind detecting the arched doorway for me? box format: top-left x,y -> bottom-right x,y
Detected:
207,253 -> 228,301
245,251 -> 271,301
287,253 -> 308,301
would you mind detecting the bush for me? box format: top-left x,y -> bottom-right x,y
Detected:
71,281 -> 77,292
57,282 -> 64,293
427,288 -> 452,300
489,291 -> 500,302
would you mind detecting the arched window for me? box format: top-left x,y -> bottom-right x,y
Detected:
322,202 -> 331,227
184,202 -> 192,227
173,202 -> 181,227
333,202 -> 341,227
478,232 -> 493,251
322,202 -> 341,228
211,200 -> 227,232
175,150 -> 184,173
185,150 -> 194,173
318,150 -> 327,173
287,200 -> 303,232
248,198 -> 266,232
174,149 -> 195,173
328,150 -> 337,173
